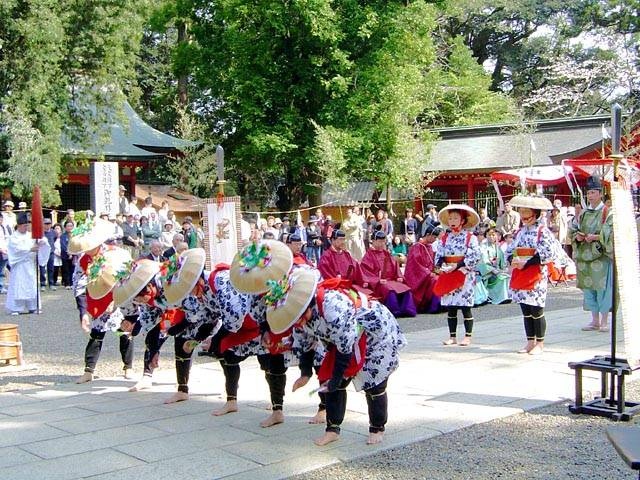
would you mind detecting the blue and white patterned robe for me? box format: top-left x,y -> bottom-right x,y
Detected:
293,290 -> 407,391
506,222 -> 559,307
435,231 -> 481,307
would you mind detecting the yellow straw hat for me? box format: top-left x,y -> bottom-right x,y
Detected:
112,259 -> 161,307
86,247 -> 133,300
162,248 -> 206,305
508,194 -> 553,211
229,240 -> 293,294
438,204 -> 480,229
265,269 -> 318,334
68,218 -> 114,255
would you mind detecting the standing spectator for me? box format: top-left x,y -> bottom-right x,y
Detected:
569,176 -> 613,332
160,221 -> 175,249
60,220 -> 75,289
163,233 -> 184,258
342,207 -> 366,260
140,196 -> 156,219
118,185 -> 129,214
127,196 -> 141,217
477,207 -> 496,233
63,209 -> 76,227
3,200 -> 17,230
0,214 -> 8,293
548,206 -> 567,243
52,223 -> 63,286
144,240 -> 167,262
425,204 -> 438,224
182,220 -> 198,249
399,208 -> 418,246
158,200 -> 170,224
40,218 -> 57,290
122,213 -> 142,257
166,210 -> 180,231
140,215 -> 160,255
305,215 -> 323,265
496,202 -> 520,236
6,214 -> 50,315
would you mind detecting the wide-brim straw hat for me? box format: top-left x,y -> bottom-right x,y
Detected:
508,194 -> 553,211
68,218 -> 114,255
112,259 -> 161,307
265,268 -> 318,334
86,247 -> 133,300
230,240 -> 293,294
162,248 -> 206,305
438,204 -> 480,229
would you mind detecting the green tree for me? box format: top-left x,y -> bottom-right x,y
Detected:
0,0 -> 151,204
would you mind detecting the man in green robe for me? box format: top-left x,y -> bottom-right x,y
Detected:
569,176 -> 613,331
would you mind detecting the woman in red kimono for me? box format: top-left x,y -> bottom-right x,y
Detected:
360,231 -> 416,317
404,222 -> 443,313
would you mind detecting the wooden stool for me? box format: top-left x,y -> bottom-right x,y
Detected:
0,323 -> 24,366
607,425 -> 640,479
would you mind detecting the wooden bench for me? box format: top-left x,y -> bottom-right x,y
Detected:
606,425 -> 640,479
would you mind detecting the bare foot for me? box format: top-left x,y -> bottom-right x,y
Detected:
314,431 -> 340,446
76,372 -> 93,384
367,431 -> 384,445
528,345 -> 543,355
517,341 -> 536,354
123,368 -> 134,380
459,336 -> 472,346
164,392 -> 189,404
260,410 -> 284,427
212,400 -> 238,416
129,376 -> 152,392
442,338 -> 457,346
308,409 -> 326,424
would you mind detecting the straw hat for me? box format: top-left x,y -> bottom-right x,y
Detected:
508,195 -> 553,211
265,269 -> 318,334
68,218 -> 114,255
112,259 -> 161,307
162,248 -> 206,305
86,247 -> 133,300
229,240 -> 293,294
438,204 -> 480,229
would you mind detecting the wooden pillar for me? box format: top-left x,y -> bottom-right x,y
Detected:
467,177 -> 475,207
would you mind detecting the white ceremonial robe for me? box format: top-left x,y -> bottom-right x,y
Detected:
6,232 -> 50,313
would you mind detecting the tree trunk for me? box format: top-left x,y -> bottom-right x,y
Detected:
177,21 -> 188,106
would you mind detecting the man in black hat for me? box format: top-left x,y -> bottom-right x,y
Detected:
569,175 -> 613,332
40,218 -> 57,291
404,221 -> 443,313
318,229 -> 371,295
6,213 -> 50,314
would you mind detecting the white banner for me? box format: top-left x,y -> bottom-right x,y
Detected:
611,182 -> 640,368
206,201 -> 240,266
90,162 -> 119,217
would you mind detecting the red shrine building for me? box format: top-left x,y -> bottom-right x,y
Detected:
423,114 -> 639,213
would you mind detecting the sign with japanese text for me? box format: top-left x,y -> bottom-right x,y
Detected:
90,162 -> 119,217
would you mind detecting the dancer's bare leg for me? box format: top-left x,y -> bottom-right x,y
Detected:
314,431 -> 340,446
212,399 -> 238,416
367,431 -> 384,445
164,391 -> 189,404
129,375 -> 152,392
308,409 -> 326,424
260,410 -> 284,427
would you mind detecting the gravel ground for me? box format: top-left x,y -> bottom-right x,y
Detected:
3,284 -> 639,480
293,383 -> 640,480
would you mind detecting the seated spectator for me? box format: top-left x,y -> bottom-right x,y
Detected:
477,227 -> 510,304
361,231 -> 416,317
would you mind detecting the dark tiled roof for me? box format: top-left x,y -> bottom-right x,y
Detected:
321,181 -> 376,205
428,115 -> 609,172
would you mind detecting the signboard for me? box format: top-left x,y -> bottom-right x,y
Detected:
202,196 -> 242,269
611,182 -> 640,368
90,162 -> 119,217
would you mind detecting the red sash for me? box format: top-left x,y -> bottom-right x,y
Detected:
219,314 -> 260,352
317,334 -> 367,383
509,264 -> 543,291
316,278 -> 362,317
433,270 -> 466,296
263,329 -> 293,354
159,308 -> 186,333
87,291 -> 113,318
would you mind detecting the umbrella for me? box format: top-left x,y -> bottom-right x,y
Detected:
31,186 -> 44,240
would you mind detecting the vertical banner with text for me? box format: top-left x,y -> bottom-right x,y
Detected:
90,162 -> 119,217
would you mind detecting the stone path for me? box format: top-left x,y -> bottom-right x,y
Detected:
0,306 -> 631,479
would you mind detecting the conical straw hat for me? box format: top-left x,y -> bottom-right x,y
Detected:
265,269 -> 318,334
508,194 -> 553,211
86,247 -> 132,300
162,248 -> 206,305
68,218 -> 114,255
112,259 -> 161,307
438,204 -> 480,229
230,240 -> 293,294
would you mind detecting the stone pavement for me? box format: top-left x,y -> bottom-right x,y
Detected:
0,306 -> 631,480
